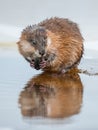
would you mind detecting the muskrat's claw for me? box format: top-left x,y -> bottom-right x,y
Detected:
39,60 -> 47,69
30,60 -> 34,68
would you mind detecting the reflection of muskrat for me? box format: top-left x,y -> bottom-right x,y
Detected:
19,72 -> 83,118
17,17 -> 84,73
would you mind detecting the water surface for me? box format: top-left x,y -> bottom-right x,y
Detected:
0,49 -> 98,130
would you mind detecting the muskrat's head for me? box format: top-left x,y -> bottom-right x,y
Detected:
17,25 -> 53,70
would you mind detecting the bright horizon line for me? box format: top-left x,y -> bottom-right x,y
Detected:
0,23 -> 22,37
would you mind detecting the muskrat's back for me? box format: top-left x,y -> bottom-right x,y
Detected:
39,17 -> 83,41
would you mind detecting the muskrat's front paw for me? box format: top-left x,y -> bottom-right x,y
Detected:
30,60 -> 34,68
39,60 -> 47,69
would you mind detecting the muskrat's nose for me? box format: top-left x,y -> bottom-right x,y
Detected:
39,50 -> 45,56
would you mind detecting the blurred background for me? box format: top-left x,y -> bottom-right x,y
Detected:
0,0 -> 98,50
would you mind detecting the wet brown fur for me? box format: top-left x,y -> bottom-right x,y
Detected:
17,17 -> 84,72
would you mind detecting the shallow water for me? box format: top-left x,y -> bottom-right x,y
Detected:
0,49 -> 98,130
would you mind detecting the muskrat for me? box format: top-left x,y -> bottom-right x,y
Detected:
17,17 -> 84,73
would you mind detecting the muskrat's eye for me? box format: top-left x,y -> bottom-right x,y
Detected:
29,39 -> 37,45
32,40 -> 36,45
